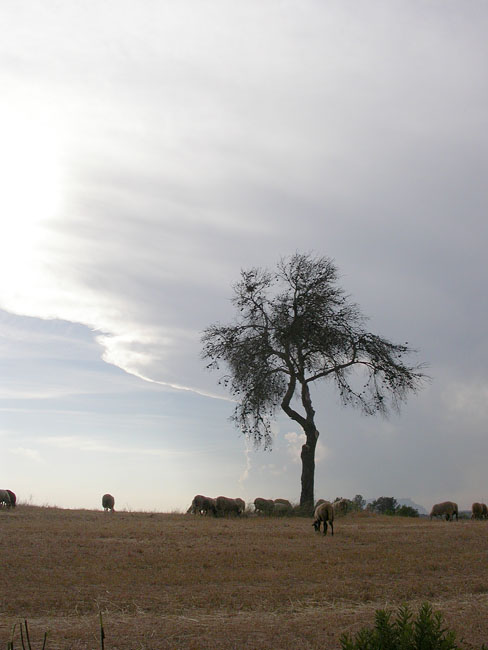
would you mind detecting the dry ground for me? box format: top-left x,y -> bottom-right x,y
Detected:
1,506 -> 488,649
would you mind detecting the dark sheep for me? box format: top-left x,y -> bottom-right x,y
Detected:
471,502 -> 488,520
0,489 -> 12,508
102,493 -> 115,512
215,496 -> 241,516
6,490 -> 16,508
254,497 -> 275,515
472,502 -> 483,519
190,494 -> 217,516
235,498 -> 246,514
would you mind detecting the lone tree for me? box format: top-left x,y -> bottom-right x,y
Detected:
201,252 -> 425,509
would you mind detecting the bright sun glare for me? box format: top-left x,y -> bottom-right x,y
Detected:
0,114 -> 62,301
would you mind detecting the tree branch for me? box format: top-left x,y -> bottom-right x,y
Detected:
280,373 -> 307,429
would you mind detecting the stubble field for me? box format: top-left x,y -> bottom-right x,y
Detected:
1,506 -> 488,649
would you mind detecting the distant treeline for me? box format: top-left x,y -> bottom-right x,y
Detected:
328,495 -> 419,518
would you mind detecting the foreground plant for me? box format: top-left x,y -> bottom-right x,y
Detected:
8,620 -> 47,650
340,602 -> 487,650
7,616 -> 106,650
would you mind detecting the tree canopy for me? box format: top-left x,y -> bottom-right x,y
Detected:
202,252 -> 426,507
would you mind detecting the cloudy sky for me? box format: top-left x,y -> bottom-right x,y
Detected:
1,1 -> 487,512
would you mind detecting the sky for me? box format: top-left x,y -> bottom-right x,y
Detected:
1,1 -> 487,512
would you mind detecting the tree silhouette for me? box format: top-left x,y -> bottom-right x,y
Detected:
201,252 -> 426,509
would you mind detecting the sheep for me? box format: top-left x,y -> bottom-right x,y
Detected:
333,499 -> 350,516
312,501 -> 334,535
102,493 -> 115,512
273,502 -> 290,516
472,502 -> 484,520
6,490 -> 16,508
429,501 -> 458,521
0,489 -> 12,508
274,498 -> 292,513
190,494 -> 204,515
471,502 -> 488,520
254,497 -> 275,515
235,498 -> 246,514
215,496 -> 241,516
190,494 -> 217,516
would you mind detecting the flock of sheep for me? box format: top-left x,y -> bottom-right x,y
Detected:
415,500 -> 488,521
2,490 -> 487,531
427,500 -> 487,521
183,495 -> 488,536
185,494 -> 338,535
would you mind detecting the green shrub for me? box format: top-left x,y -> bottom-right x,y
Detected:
340,602 -> 487,650
396,505 -> 420,517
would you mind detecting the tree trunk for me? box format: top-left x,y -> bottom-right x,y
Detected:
281,375 -> 319,512
299,426 -> 318,511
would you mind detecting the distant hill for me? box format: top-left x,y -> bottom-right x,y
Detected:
396,498 -> 428,515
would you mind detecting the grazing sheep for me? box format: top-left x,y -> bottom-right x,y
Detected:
472,502 -> 484,520
274,498 -> 292,512
235,498 -> 246,514
215,496 -> 241,516
6,490 -> 16,508
254,497 -> 275,515
0,489 -> 12,508
430,501 -> 458,521
190,494 -> 217,516
333,499 -> 350,516
471,503 -> 488,520
312,501 -> 334,536
273,502 -> 290,516
102,493 -> 115,512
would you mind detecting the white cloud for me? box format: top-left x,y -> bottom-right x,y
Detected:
443,381 -> 488,424
259,463 -> 286,477
9,447 -> 44,463
238,438 -> 253,489
284,431 -> 306,464
284,431 -> 331,465
38,435 -> 182,458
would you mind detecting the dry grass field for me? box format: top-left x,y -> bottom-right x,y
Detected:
1,506 -> 488,649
